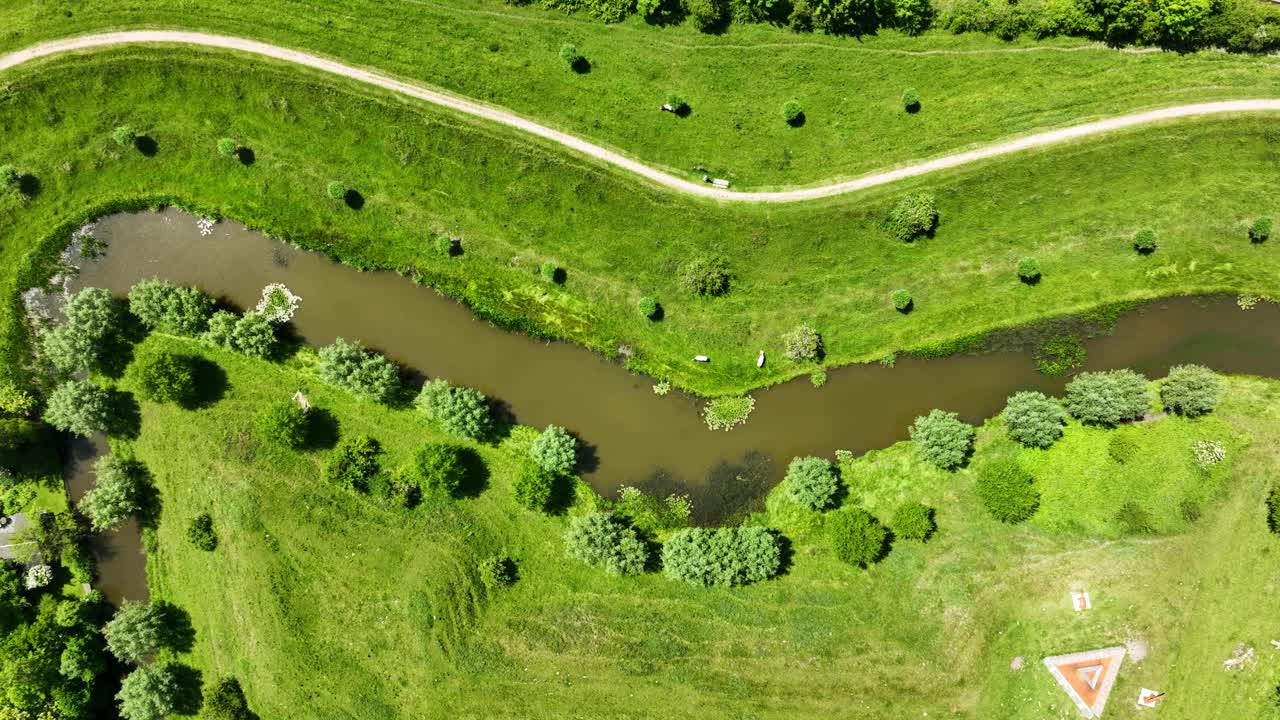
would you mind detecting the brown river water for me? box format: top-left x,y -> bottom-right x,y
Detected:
65,209 -> 1280,603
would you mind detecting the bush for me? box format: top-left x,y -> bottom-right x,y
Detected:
902,87 -> 921,111
540,261 -> 561,282
530,425 -> 577,475
789,0 -> 814,29
326,180 -> 348,200
434,235 -> 456,256
1003,391 -> 1066,448
513,461 -> 556,511
887,193 -> 938,242
204,310 -> 238,347
678,257 -> 730,297
661,527 -> 781,587
0,381 -> 36,417
44,380 -> 112,436
0,417 -> 40,452
1160,364 -> 1221,417
79,455 -> 143,532
256,401 -> 308,449
128,279 -> 214,336
127,349 -> 196,405
892,289 -> 913,312
894,0 -> 934,34
216,138 -> 237,158
104,601 -> 166,663
1133,228 -> 1158,254
1114,500 -> 1155,534
784,456 -> 838,510
1064,369 -> 1151,425
117,663 -> 178,720
687,0 -> 727,30
827,508 -> 888,567
782,99 -> 804,124
782,324 -> 822,361
0,164 -> 17,192
1250,216 -> 1272,243
324,435 -> 381,491
559,43 -> 583,68
317,338 -> 401,403
202,677 -> 253,720
411,442 -> 467,498
186,513 -> 217,551
229,312 -> 278,359
891,501 -> 935,541
614,486 -> 692,533
909,409 -> 974,470
415,379 -> 494,440
563,512 -> 648,576
975,459 -> 1039,523
478,555 -> 516,590
665,93 -> 688,113
638,295 -> 660,319
1108,432 -> 1138,463
41,287 -> 125,373
1017,257 -> 1041,283
112,125 -> 136,147
703,395 -> 755,431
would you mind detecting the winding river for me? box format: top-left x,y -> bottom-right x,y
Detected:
67,209 -> 1280,602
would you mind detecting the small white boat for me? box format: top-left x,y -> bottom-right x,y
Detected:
756,350 -> 765,368
693,355 -> 710,363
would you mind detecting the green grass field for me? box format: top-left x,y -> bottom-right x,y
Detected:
114,332 -> 1280,719
2,49 -> 1279,397
1,0 -> 1279,188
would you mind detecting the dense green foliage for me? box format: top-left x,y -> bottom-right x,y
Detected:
112,125 -> 136,147
782,324 -> 822,361
204,311 -> 278,360
513,461 -> 556,511
415,379 -> 493,440
611,486 -> 692,534
975,458 -> 1039,523
201,677 -> 254,720
891,501 -> 935,541
638,295 -> 659,319
702,395 -> 755,431
127,348 -> 196,405
1016,257 -> 1041,283
1160,364 -> 1222,417
563,512 -> 648,576
478,555 -> 516,590
43,380 -> 112,436
411,442 -> 467,498
41,287 -> 126,374
886,193 -> 938,242
1249,217 -> 1272,243
0,587 -> 112,717
660,527 -> 782,587
677,257 -> 730,297
1134,227 -> 1158,253
529,425 -> 577,475
1108,432 -> 1138,463
909,409 -> 974,469
256,400 -> 309,449
217,138 -> 238,158
128,279 -> 214,336
1003,391 -> 1066,448
784,455 -> 839,510
116,663 -> 179,720
103,601 -> 166,663
1034,334 -> 1086,376
827,508 -> 888,567
317,338 -> 401,403
1063,369 -> 1151,425
892,289 -> 913,312
324,434 -> 382,491
902,87 -> 921,111
782,99 -> 804,125
186,512 -> 218,551
78,454 -> 144,532
326,180 -> 347,200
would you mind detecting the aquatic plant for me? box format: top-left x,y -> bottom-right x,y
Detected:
255,283 -> 301,324
703,395 -> 755,431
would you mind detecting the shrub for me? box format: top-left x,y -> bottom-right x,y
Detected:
324,434 -> 381,491
909,409 -> 974,470
204,310 -> 238,348
116,663 -> 178,720
789,0 -> 814,29
894,0 -> 934,34
79,455 -> 143,532
104,601 -> 166,663
811,370 -> 827,387
1108,432 -> 1138,463
186,513 -> 217,551
202,677 -> 253,720
326,180 -> 348,200
112,125 -> 136,147
1114,500 -> 1155,534
44,380 -> 112,436
563,512 -> 648,576
827,508 -> 888,566
229,312 -> 278,359
1250,216 -> 1272,243
434,235 -> 456,256
784,456 -> 838,510
1064,369 -> 1151,425
0,164 -> 17,192
128,279 -> 214,336
975,459 -> 1039,523
1003,391 -> 1066,448
1160,364 -> 1221,417
256,401 -> 308,449
703,395 -> 755,431
614,486 -> 692,533
891,501 -> 936,541
559,43 -> 583,68
687,0 -> 727,30
415,379 -> 493,440
514,461 -> 556,511
530,425 -> 577,475
638,295 -> 660,319
661,527 -> 781,587
1017,257 -> 1041,283
59,634 -> 105,682
1133,228 -> 1158,254
41,287 -> 125,373
478,555 -> 516,590
892,289 -> 913,312
665,92 -> 688,113
678,257 -> 730,296
782,323 -> 822,361
782,99 -> 804,125
0,381 -> 36,417
411,442 -> 467,498
887,193 -> 938,242
902,87 -> 921,111
127,349 -> 196,405
317,338 -> 401,403
540,261 -> 560,282
216,138 -> 237,157
24,563 -> 53,589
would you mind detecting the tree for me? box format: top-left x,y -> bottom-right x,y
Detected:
687,0 -> 727,30
975,459 -> 1039,523
1153,0 -> 1212,46
893,0 -> 934,34
891,501 -> 935,540
203,677 -> 253,720
909,409 -> 974,470
117,663 -> 179,720
128,279 -> 214,336
324,435 -> 381,491
41,286 -> 125,373
229,312 -> 278,359
318,338 -> 401,403
513,461 -> 556,511
186,513 -> 217,551
1160,364 -> 1221,417
256,401 -> 308,449
204,310 -> 239,348
784,456 -> 838,510
661,527 -> 781,587
128,349 -> 196,405
44,380 -> 112,436
678,257 -> 730,297
411,442 -> 467,497
540,261 -> 561,283
827,508 -> 888,567
530,425 -> 577,475
0,163 -> 17,192
217,138 -> 238,158
782,324 -> 822,361
415,379 -> 493,440
665,92 -> 688,113
113,125 -> 137,147
886,193 -> 938,241
1003,391 -> 1067,448
104,601 -> 166,663
59,635 -> 106,683
563,512 -> 648,576
1064,369 -> 1151,425
79,455 -> 144,532
0,380 -> 36,417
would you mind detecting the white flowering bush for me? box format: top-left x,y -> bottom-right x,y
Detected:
24,563 -> 53,590
255,283 -> 301,324
1191,440 -> 1225,469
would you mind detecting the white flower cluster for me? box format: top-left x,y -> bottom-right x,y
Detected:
255,283 -> 302,323
1191,440 -> 1226,468
24,563 -> 53,590
196,216 -> 215,237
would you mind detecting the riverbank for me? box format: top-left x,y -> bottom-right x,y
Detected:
3,49 -> 1280,397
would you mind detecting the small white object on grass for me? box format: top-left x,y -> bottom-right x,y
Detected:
1136,689 -> 1164,709
757,351 -> 765,368
693,355 -> 709,363
1072,591 -> 1091,611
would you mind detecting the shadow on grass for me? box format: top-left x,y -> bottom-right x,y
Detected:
304,407 -> 341,450
456,447 -> 490,498
107,389 -> 142,440
167,662 -> 204,715
17,174 -> 40,198
157,600 -> 197,653
183,357 -> 228,409
344,189 -> 365,210
237,147 -> 256,166
135,135 -> 159,157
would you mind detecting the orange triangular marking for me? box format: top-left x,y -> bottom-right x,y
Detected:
1044,647 -> 1126,718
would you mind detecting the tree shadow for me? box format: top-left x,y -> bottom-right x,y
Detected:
17,174 -> 40,198
236,147 -> 256,166
569,57 -> 592,74
133,463 -> 163,531
166,662 -> 204,715
773,531 -> 796,577
343,189 -> 365,210
544,473 -> 578,516
1020,274 -> 1042,286
648,303 -> 665,321
574,437 -> 600,475
786,112 -> 807,128
157,601 -> 197,653
455,447 -> 490,498
905,102 -> 922,114
134,135 -> 159,157
672,105 -> 692,119
642,0 -> 687,26
182,357 -> 229,409
107,390 -> 142,440
303,407 -> 340,450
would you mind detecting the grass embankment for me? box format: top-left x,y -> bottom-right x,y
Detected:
2,50 -> 1280,396
2,0 -> 1280,187
121,330 -> 1280,718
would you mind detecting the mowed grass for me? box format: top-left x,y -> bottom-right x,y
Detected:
121,333 -> 1280,719
1,0 -> 1280,187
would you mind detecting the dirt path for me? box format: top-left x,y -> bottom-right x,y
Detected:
2,30 -> 1279,203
